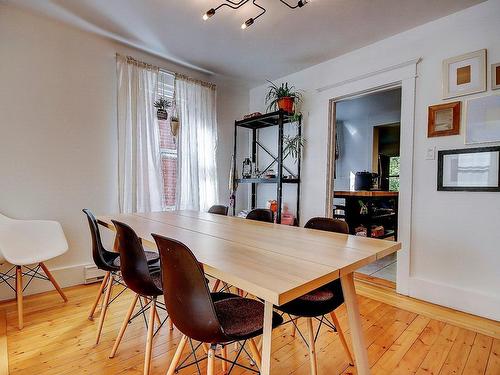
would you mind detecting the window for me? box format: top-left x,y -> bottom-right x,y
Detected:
157,70 -> 177,209
389,156 -> 400,191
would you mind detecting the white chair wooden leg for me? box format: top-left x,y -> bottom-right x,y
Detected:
306,317 -> 318,375
110,293 -> 139,358
16,266 -> 23,330
143,297 -> 156,375
39,262 -> 67,302
88,272 -> 110,320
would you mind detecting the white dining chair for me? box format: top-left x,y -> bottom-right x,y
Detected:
0,212 -> 69,329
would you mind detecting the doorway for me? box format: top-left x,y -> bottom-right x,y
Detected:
332,87 -> 402,288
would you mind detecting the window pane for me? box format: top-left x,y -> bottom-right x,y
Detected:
389,156 -> 400,177
389,177 -> 399,192
161,155 -> 177,208
159,120 -> 177,151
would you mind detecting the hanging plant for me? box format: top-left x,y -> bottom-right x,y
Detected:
283,134 -> 305,163
170,116 -> 180,137
153,98 -> 171,120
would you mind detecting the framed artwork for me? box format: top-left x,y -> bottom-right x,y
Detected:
428,101 -> 461,137
492,63 -> 500,90
437,146 -> 500,191
465,94 -> 500,144
442,49 -> 487,99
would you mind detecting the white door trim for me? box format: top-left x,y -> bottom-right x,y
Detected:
321,58 -> 421,295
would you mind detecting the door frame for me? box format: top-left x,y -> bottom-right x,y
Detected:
321,58 -> 420,295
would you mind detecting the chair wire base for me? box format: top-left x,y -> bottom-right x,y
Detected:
0,264 -> 54,293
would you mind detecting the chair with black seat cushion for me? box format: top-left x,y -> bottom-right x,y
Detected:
208,205 -> 229,216
246,208 -> 274,223
108,220 -> 168,375
275,217 -> 354,374
152,233 -> 283,375
82,209 -> 159,345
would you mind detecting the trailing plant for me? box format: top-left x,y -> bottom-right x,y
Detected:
265,80 -> 303,112
283,134 -> 305,162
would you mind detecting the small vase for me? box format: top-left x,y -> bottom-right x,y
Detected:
157,109 -> 168,120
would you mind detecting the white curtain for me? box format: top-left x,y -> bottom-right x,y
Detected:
116,55 -> 164,213
175,76 -> 219,211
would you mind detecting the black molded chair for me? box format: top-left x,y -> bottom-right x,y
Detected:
208,205 -> 229,216
246,208 -> 274,223
152,234 -> 283,374
275,217 -> 354,373
108,220 -> 166,375
82,209 -> 159,345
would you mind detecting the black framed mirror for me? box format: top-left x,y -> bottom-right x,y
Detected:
437,146 -> 500,191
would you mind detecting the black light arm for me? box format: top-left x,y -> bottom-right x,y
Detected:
279,0 -> 308,9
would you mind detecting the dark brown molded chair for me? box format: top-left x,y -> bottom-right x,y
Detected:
275,217 -> 353,373
246,208 -> 274,223
108,220 -> 164,375
82,209 -> 159,345
208,205 -> 229,216
152,234 -> 283,374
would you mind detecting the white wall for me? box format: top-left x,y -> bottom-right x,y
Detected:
0,5 -> 248,299
249,0 -> 500,320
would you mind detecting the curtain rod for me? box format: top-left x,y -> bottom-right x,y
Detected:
116,53 -> 216,89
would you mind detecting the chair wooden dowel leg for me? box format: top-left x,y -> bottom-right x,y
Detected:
248,339 -> 262,369
109,293 -> 139,358
167,335 -> 188,375
212,279 -> 221,292
16,266 -> 23,330
143,297 -> 156,375
88,272 -> 110,321
207,346 -> 215,375
168,317 -> 174,330
330,311 -> 354,366
306,317 -> 318,375
95,274 -> 114,345
221,344 -> 228,374
39,262 -> 68,302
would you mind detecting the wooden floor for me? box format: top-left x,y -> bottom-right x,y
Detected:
0,282 -> 499,375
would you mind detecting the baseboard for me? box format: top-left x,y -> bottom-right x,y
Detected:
0,263 -> 87,301
408,276 -> 500,322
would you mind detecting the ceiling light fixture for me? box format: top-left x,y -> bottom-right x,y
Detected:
202,0 -> 310,30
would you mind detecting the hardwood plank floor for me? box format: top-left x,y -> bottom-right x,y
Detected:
0,282 -> 498,375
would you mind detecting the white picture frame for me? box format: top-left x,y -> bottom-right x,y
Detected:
442,49 -> 487,99
465,94 -> 500,144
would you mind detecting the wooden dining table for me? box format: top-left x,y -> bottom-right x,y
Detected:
98,210 -> 401,375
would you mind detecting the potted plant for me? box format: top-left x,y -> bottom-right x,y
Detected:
283,134 -> 305,163
153,98 -> 171,120
265,80 -> 302,113
170,116 -> 180,137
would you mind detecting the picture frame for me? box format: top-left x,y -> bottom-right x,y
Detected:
437,146 -> 500,192
492,63 -> 500,90
428,101 -> 461,137
442,49 -> 487,99
465,94 -> 500,144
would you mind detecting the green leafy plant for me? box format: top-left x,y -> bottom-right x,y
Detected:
283,134 -> 305,162
265,80 -> 303,112
153,98 -> 171,110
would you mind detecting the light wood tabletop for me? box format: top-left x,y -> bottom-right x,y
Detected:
98,210 -> 401,375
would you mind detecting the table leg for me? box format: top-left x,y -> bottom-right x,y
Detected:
260,301 -> 273,375
340,272 -> 370,375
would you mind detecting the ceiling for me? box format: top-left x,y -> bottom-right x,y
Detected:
9,0 -> 484,84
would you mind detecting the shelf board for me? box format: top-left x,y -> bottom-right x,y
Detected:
235,110 -> 301,129
236,178 -> 300,184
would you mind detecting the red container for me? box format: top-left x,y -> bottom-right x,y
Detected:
277,97 -> 294,113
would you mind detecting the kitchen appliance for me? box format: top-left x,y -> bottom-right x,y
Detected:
354,171 -> 378,191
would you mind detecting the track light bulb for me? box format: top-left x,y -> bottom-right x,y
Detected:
203,8 -> 216,21
241,18 -> 254,29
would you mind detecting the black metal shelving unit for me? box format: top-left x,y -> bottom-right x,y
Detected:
232,110 -> 302,224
